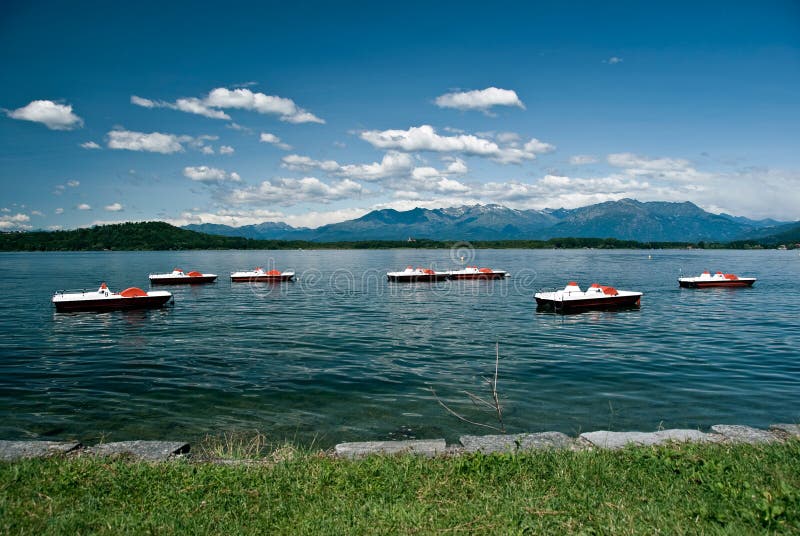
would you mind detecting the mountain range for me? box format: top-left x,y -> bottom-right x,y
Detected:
184,199 -> 795,243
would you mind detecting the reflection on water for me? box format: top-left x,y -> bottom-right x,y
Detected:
0,249 -> 798,446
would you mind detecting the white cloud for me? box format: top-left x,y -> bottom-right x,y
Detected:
445,158 -> 468,174
6,100 -> 83,130
0,213 -> 32,230
106,129 -> 210,154
201,146 -> 214,155
281,152 -> 416,181
183,166 -> 242,183
131,95 -> 230,120
339,152 -> 415,181
607,152 -> 712,183
205,88 -> 324,124
259,132 -> 292,150
604,56 -> 623,64
77,203 -> 91,210
131,95 -> 156,108
80,141 -> 101,149
496,132 -> 521,144
55,208 -> 64,214
360,125 -> 554,164
134,88 -> 325,123
173,97 -> 231,120
570,155 -> 598,165
524,138 -> 556,154
31,210 -> 43,216
108,129 -> 184,153
435,87 -> 525,113
67,180 -> 80,187
226,177 -> 364,206
219,145 -> 235,155
170,206 -> 370,229
104,202 -> 123,212
282,154 -> 342,172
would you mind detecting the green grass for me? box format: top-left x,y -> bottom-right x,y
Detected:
1,441 -> 798,534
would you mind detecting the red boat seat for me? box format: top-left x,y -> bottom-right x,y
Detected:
267,269 -> 281,276
479,268 -> 493,273
601,286 -> 618,296
724,274 -> 738,280
120,287 -> 148,297
187,271 -> 203,277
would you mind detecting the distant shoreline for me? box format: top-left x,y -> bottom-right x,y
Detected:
0,221 -> 795,252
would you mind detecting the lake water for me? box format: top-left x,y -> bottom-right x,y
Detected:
0,249 -> 798,447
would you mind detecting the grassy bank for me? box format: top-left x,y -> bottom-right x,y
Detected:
1,441 -> 798,534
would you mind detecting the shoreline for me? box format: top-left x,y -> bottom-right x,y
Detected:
3,423 -> 798,462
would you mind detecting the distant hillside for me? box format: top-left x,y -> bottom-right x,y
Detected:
0,222 -> 280,251
541,199 -> 757,242
182,200 -> 785,243
733,221 -> 800,246
183,221 -> 308,240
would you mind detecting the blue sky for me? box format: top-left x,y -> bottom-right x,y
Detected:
1,1 -> 799,231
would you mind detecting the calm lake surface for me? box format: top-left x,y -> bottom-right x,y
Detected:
0,249 -> 798,446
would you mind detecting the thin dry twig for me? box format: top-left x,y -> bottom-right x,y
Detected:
428,341 -> 506,433
428,386 -> 504,432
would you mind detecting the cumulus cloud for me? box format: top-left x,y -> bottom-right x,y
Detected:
77,203 -> 91,210
104,202 -> 123,212
226,177 -> 364,206
207,88 -> 324,124
259,132 -> 292,150
6,100 -> 83,130
67,180 -> 80,187
80,141 -> 101,149
444,158 -> 468,174
170,207 -> 370,229
133,87 -> 324,124
0,213 -> 32,231
131,95 -> 230,120
183,166 -> 242,183
281,154 -> 342,173
107,129 -> 214,154
339,152 -> 415,181
107,129 -> 186,154
219,145 -> 235,155
604,56 -> 623,64
607,152 -> 712,183
435,87 -> 525,113
360,125 -> 554,164
281,152 -> 416,182
570,155 -> 598,165
55,208 -> 64,214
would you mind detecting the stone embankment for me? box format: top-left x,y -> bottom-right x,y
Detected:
1,424 -> 798,462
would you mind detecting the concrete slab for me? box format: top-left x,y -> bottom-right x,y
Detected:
459,432 -> 575,454
0,440 -> 81,461
86,441 -> 190,461
580,429 -> 719,449
711,425 -> 780,444
334,439 -> 446,459
770,424 -> 800,438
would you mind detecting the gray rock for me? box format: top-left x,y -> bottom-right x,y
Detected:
770,424 -> 800,438
711,425 -> 780,444
580,429 -> 719,449
86,441 -> 190,461
459,432 -> 575,454
334,439 -> 446,458
0,440 -> 81,461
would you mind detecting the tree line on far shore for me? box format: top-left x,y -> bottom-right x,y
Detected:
0,221 -> 794,251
